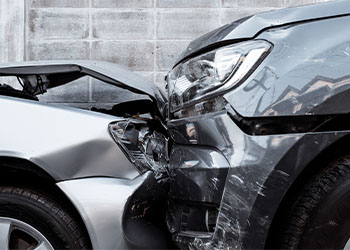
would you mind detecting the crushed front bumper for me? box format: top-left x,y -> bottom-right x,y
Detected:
57,108 -> 333,249
167,110 -> 303,249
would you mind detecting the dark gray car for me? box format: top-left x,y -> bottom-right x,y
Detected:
1,0 -> 350,249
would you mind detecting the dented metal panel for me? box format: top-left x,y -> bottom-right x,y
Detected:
0,95 -> 139,180
0,60 -> 167,116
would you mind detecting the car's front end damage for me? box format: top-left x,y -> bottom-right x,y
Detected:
2,0 -> 350,249
166,109 -> 301,249
161,1 -> 350,249
0,61 -> 174,249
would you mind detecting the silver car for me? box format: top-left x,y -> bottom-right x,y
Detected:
0,60 -> 171,249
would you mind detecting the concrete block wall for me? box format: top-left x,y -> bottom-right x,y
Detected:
1,0 -> 330,106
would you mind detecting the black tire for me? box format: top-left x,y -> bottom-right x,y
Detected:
278,155 -> 350,249
0,186 -> 91,249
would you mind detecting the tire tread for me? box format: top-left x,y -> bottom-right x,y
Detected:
280,156 -> 350,249
0,186 -> 91,249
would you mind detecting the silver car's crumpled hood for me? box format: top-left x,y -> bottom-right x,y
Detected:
0,60 -> 167,113
176,0 -> 350,65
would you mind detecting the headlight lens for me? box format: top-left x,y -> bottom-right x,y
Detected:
167,40 -> 272,113
109,119 -> 169,174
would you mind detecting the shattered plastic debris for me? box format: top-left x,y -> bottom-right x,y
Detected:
109,117 -> 169,174
139,127 -> 169,172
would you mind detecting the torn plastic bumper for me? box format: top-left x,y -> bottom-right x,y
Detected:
167,145 -> 230,237
169,145 -> 230,204
107,113 -> 237,248
122,171 -> 176,249
167,108 -> 303,249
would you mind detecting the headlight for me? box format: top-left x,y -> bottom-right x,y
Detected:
109,119 -> 169,174
167,40 -> 272,113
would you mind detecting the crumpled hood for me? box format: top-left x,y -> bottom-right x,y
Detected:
176,0 -> 350,65
0,60 -> 168,117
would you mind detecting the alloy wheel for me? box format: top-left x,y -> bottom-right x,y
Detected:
0,217 -> 53,250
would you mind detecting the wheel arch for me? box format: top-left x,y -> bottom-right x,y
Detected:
0,156 -> 93,249
264,133 -> 350,248
0,156 -> 55,182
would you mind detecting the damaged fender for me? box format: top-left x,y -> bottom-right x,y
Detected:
167,108 -> 350,249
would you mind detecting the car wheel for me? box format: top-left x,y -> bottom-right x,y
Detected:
279,155 -> 350,249
0,186 -> 90,249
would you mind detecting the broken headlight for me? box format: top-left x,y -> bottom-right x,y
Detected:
109,119 -> 169,174
168,40 -> 272,114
